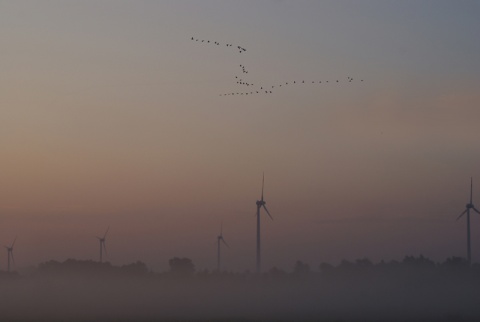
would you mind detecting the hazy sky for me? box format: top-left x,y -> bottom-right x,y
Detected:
1,0 -> 480,272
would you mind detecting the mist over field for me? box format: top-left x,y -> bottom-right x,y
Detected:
0,257 -> 479,321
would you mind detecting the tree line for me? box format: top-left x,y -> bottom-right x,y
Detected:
2,255 -> 479,281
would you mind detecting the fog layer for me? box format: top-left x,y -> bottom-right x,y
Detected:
1,258 -> 479,321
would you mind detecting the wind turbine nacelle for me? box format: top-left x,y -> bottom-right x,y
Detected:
256,200 -> 265,206
467,203 -> 473,209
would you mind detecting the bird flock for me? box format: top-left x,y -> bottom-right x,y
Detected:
190,36 -> 364,97
191,37 -> 246,53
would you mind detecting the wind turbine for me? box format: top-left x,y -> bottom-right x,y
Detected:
256,173 -> 273,273
457,178 -> 480,264
5,236 -> 16,273
216,223 -> 229,272
96,227 -> 109,263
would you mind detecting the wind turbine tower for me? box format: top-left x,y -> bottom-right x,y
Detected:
457,178 -> 480,264
216,223 -> 229,272
256,173 -> 273,274
97,227 -> 109,263
5,237 -> 16,273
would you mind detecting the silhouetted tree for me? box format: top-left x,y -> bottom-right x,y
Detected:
293,260 -> 310,275
120,261 -> 149,276
168,257 -> 195,276
402,255 -> 435,269
355,258 -> 373,269
319,262 -> 334,274
441,257 -> 470,271
37,259 -> 114,276
375,259 -> 401,274
338,259 -> 355,271
268,266 -> 286,277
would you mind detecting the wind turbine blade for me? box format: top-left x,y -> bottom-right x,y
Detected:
470,177 -> 473,204
473,207 -> 480,215
457,209 -> 468,221
104,227 -> 110,239
261,172 -> 265,201
221,237 -> 229,248
263,205 -> 273,220
11,236 -> 17,248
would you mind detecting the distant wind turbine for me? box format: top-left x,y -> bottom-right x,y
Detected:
216,223 -> 229,272
5,236 -> 16,272
256,173 -> 273,273
457,178 -> 480,264
96,227 -> 109,263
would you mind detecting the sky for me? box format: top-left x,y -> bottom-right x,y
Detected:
1,0 -> 480,272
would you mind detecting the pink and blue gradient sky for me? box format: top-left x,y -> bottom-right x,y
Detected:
1,0 -> 480,272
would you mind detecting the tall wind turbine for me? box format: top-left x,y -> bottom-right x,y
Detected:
96,227 -> 109,263
216,223 -> 229,272
256,173 -> 273,273
457,178 -> 480,264
5,236 -> 16,273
